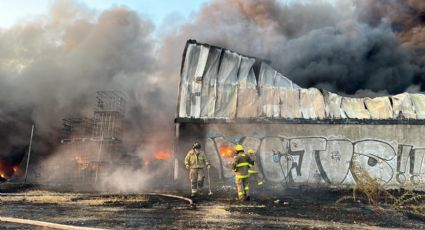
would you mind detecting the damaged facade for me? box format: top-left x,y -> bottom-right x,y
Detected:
176,40 -> 425,190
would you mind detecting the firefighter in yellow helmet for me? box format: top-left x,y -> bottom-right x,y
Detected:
247,149 -> 265,188
185,142 -> 210,197
231,144 -> 254,201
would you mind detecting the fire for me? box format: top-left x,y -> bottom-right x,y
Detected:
11,165 -> 22,177
74,155 -> 86,165
72,155 -> 103,172
0,161 -> 11,179
154,151 -> 173,160
0,163 -> 21,180
219,145 -> 236,158
74,155 -> 91,170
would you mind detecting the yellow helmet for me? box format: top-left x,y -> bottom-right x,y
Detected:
247,149 -> 255,154
235,144 -> 244,152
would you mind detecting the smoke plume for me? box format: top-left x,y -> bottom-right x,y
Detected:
0,0 -> 172,186
0,0 -> 425,190
161,0 -> 425,95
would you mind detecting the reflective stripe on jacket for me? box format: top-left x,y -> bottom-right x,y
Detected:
232,153 -> 254,179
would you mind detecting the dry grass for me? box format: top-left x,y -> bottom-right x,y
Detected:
0,190 -> 79,203
337,156 -> 425,218
76,194 -> 151,206
0,191 -> 150,205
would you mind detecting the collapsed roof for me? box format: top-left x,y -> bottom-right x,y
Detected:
177,40 -> 425,121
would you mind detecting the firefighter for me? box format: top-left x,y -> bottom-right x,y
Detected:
184,142 -> 210,197
247,149 -> 265,188
231,144 -> 254,201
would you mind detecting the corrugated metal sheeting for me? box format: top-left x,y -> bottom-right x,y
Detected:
178,41 -> 425,120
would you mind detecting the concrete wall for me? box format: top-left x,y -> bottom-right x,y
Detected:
176,122 -> 425,190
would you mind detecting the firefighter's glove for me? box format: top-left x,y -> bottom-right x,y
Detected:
185,165 -> 189,170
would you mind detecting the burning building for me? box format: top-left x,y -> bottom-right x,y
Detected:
175,40 -> 425,190
36,91 -> 127,187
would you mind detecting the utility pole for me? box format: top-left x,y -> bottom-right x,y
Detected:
24,124 -> 34,183
94,134 -> 104,185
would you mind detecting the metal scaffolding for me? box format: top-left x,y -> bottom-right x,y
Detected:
93,91 -> 125,139
53,91 -> 126,187
62,118 -> 93,139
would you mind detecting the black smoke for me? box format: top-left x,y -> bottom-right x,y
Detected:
160,0 -> 425,95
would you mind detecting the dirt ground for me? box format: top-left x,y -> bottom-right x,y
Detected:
1,185 -> 425,229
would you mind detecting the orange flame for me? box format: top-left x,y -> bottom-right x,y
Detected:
0,161 -> 20,179
74,156 -> 86,164
154,151 -> 173,160
12,165 -> 22,177
0,161 -> 5,178
218,145 -> 236,158
74,155 -> 90,170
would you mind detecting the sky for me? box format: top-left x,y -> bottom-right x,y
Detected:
0,0 -> 211,29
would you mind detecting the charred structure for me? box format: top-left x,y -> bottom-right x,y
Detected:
37,91 -> 127,187
63,118 -> 94,139
175,40 -> 425,191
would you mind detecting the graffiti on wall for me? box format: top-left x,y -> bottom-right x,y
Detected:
204,136 -> 425,187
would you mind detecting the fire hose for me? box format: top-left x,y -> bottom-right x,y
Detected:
0,192 -> 196,226
0,216 -> 107,230
145,193 -> 195,208
0,192 -> 194,206
13,193 -> 193,205
0,193 -> 195,229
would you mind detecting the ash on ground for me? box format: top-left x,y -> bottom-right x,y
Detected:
1,185 -> 424,229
